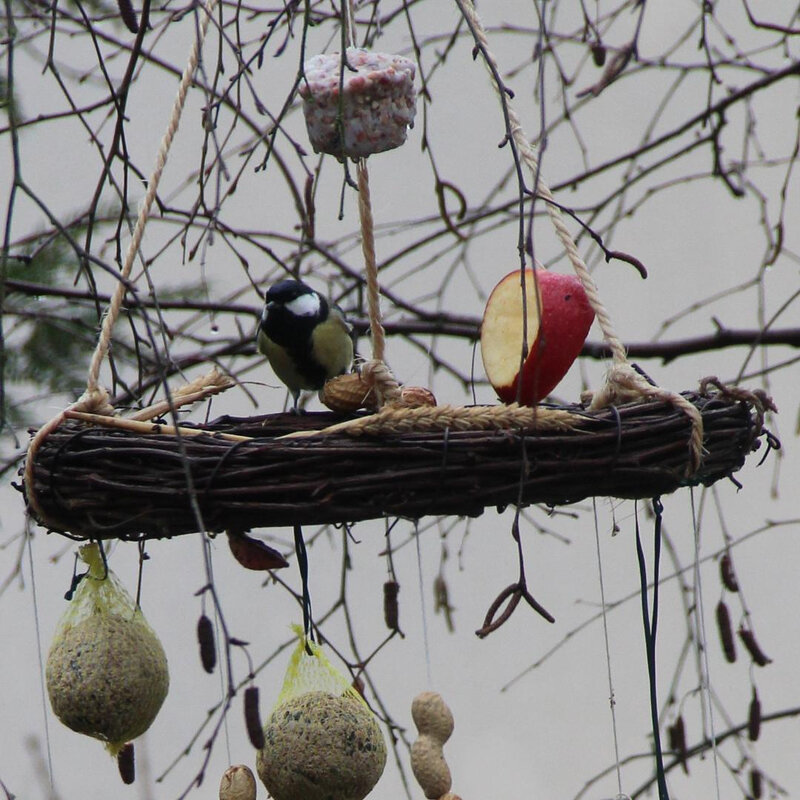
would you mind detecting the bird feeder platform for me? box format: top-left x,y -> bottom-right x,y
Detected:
22,384 -> 775,542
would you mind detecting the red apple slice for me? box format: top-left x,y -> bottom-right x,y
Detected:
481,269 -> 595,405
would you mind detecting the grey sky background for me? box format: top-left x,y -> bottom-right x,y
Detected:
2,2 -> 799,799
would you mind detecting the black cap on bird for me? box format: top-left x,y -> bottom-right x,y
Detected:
258,280 -> 354,410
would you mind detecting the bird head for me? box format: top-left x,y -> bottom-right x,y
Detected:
261,280 -> 329,347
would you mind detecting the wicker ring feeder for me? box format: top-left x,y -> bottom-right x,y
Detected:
21,381 -> 775,542
17,20 -> 777,545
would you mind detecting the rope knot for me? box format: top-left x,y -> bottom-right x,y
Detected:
74,386 -> 116,418
359,359 -> 402,407
588,363 -> 705,475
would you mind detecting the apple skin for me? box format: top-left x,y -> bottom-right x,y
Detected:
480,269 -> 595,405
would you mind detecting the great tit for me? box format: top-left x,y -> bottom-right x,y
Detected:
258,279 -> 354,409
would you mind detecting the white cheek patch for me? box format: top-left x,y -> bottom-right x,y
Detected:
286,292 -> 322,317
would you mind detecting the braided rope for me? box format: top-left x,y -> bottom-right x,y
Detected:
340,1 -> 405,407
87,0 -> 218,396
454,0 -> 626,365
24,0 -> 219,527
454,0 -> 704,473
356,162 -> 387,363
282,403 -> 581,439
354,142 -> 408,406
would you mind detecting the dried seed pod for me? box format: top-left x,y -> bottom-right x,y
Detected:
738,627 -> 772,666
303,175 -> 316,241
244,686 -> 265,750
116,0 -> 139,33
667,716 -> 688,774
666,720 -> 679,751
197,614 -> 217,674
383,580 -> 400,632
117,743 -> 135,784
715,601 -> 737,663
748,687 -> 762,741
591,42 -> 607,67
750,767 -> 763,800
720,553 -> 739,592
351,675 -> 365,699
219,764 -> 257,800
228,532 -> 289,571
433,575 -> 455,633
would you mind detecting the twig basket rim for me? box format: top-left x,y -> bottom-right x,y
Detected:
22,386 -> 775,541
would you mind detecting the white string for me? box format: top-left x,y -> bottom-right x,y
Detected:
201,535 -> 232,766
414,520 -> 433,688
28,525 -> 55,790
592,499 -> 625,798
690,488 -> 722,800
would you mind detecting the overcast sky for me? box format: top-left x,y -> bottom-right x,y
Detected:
2,2 -> 799,799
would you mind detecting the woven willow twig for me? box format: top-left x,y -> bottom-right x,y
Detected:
64,410 -> 251,443
23,389 -> 772,540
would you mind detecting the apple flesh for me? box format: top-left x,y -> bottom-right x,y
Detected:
481,269 -> 595,405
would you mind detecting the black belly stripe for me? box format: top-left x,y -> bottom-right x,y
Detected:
289,343 -> 328,388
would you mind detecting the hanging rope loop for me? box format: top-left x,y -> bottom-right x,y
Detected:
454,0 -> 704,473
23,0 -> 221,523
